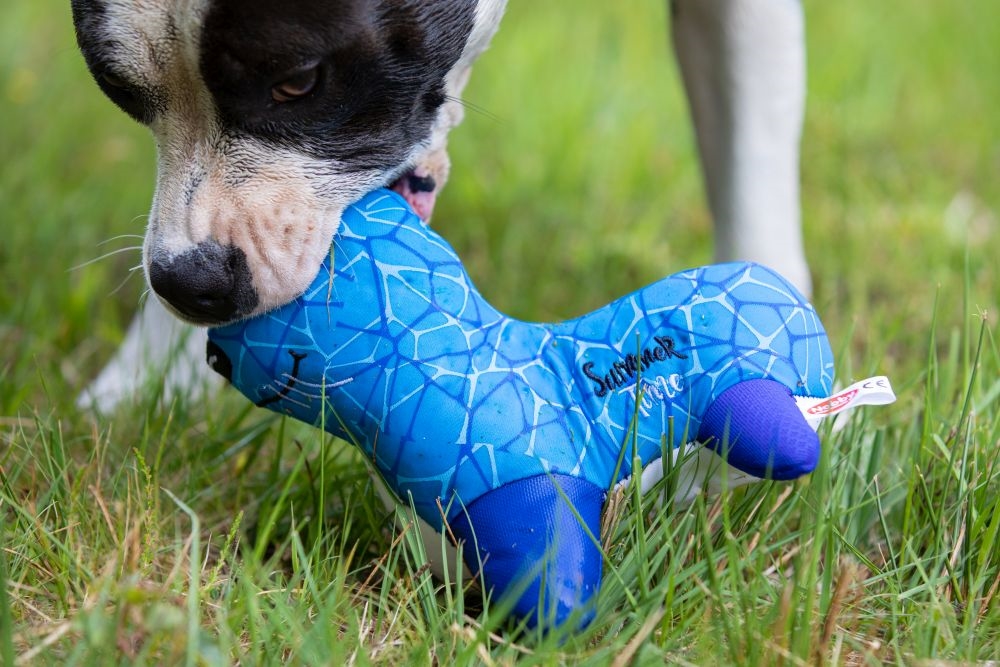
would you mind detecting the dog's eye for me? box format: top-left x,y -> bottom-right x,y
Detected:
271,64 -> 320,103
101,71 -> 129,89
96,69 -> 155,124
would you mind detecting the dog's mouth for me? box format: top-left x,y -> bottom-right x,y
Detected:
389,169 -> 438,221
149,168 -> 438,327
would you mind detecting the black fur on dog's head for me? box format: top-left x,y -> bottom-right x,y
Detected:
71,0 -> 505,325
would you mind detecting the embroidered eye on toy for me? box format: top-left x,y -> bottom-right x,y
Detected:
206,189 -> 889,631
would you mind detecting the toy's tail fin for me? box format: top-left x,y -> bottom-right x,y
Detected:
698,379 -> 820,480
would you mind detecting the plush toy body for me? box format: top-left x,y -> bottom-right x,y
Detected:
207,189 -> 835,629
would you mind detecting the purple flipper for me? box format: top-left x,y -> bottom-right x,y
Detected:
698,378 -> 819,480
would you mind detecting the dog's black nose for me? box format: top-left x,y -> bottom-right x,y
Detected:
148,242 -> 258,325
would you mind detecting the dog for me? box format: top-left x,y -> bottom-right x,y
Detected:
71,0 -> 809,412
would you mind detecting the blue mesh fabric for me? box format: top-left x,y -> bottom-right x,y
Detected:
208,188 -> 834,529
698,378 -> 820,479
450,473 -> 603,629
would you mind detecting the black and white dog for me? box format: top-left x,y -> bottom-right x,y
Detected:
72,0 -> 809,411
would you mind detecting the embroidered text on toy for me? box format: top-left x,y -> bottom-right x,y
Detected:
582,335 -> 687,397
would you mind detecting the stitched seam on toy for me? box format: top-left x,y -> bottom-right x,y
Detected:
256,350 -> 308,407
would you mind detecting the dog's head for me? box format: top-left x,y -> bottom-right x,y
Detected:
72,0 -> 505,325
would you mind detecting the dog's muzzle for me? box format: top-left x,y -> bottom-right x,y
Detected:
148,241 -> 258,325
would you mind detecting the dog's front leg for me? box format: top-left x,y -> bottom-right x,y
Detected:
77,297 -> 219,413
671,0 -> 811,296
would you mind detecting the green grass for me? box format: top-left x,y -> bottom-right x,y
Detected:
3,0 -> 1000,663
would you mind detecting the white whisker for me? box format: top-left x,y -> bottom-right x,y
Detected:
268,388 -> 311,409
445,94 -> 500,123
70,245 -> 143,272
97,234 -> 145,246
281,384 -> 318,399
288,375 -> 353,390
108,270 -> 140,297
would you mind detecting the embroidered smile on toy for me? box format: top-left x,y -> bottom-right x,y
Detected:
207,189 -> 835,629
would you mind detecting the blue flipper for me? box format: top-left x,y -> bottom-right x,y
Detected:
450,474 -> 604,630
207,190 -> 836,631
698,378 -> 819,480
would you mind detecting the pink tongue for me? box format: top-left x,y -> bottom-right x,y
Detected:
390,170 -> 437,221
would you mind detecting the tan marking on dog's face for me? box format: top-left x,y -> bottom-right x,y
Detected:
146,117 -> 378,315
83,0 -> 383,319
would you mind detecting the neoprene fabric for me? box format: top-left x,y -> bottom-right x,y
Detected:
207,189 -> 834,628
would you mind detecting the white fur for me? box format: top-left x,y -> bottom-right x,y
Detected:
672,0 -> 810,294
77,295 -> 218,412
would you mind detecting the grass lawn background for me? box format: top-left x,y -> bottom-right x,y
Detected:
2,0 -> 999,663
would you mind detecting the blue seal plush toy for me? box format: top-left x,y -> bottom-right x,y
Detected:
206,189 -> 835,630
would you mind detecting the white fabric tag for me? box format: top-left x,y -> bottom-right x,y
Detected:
796,375 -> 896,428
635,375 -> 897,507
